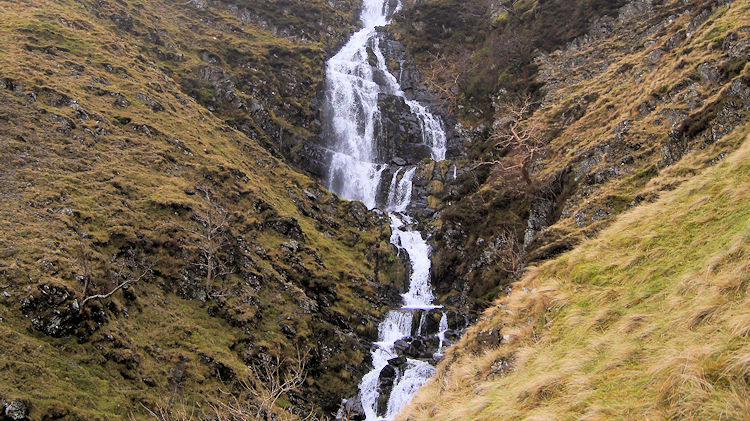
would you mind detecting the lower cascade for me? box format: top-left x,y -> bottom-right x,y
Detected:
322,0 -> 449,419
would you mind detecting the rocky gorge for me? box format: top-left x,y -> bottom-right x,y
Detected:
0,0 -> 748,419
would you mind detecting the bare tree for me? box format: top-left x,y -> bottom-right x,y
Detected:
184,187 -> 233,296
213,346 -> 312,421
138,399 -> 197,421
423,51 -> 474,113
474,95 -> 544,189
71,226 -> 154,310
80,250 -> 155,309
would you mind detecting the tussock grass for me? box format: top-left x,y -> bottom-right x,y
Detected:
398,123 -> 750,420
0,0 -> 398,418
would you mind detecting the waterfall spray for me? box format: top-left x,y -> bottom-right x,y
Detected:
323,0 -> 448,419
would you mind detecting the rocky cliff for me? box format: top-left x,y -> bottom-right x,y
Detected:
390,0 -> 749,317
389,0 -> 750,418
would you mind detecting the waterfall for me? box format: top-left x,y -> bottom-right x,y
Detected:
323,0 -> 449,419
436,312 -> 448,356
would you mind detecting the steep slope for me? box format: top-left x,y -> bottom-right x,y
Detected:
375,0 -> 750,417
0,0 -> 408,419
389,0 -> 749,316
398,120 -> 750,420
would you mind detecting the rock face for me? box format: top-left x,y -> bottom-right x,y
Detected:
18,284 -> 86,338
377,29 -> 464,159
341,395 -> 366,420
2,399 -> 29,421
375,93 -> 433,165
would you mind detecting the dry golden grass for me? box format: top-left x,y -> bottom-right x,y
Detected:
398,124 -> 750,420
0,0 -> 399,418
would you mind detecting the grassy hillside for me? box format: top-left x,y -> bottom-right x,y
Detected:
0,0 -> 406,419
393,0 -> 750,315
398,121 -> 750,420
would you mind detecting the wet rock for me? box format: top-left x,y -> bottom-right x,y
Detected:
393,339 -> 409,353
386,355 -> 407,371
422,310 -> 441,336
298,142 -> 333,178
444,310 -> 467,331
403,336 -> 440,359
3,399 -> 29,421
375,93 -> 431,165
342,395 -> 366,420
375,355 -> 409,415
376,360 -> 399,415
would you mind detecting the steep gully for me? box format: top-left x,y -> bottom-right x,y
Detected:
321,0 -> 450,419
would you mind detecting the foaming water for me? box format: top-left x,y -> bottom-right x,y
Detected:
323,0 -> 448,419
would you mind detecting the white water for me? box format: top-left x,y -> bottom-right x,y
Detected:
325,0 -> 446,209
436,312 -> 448,356
323,0 -> 448,419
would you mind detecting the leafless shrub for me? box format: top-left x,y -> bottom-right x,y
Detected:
423,51 -> 474,113
140,347 -> 315,421
80,249 -> 155,308
474,95 -> 544,189
138,399 -> 198,421
494,229 -> 526,279
230,346 -> 311,420
183,187 -> 234,297
71,226 -> 154,310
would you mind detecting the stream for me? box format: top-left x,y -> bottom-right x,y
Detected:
322,0 -> 449,419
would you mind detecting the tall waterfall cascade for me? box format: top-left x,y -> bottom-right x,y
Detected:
323,0 -> 449,419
